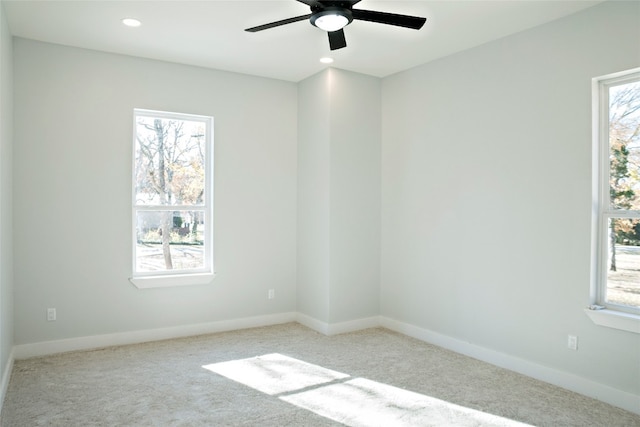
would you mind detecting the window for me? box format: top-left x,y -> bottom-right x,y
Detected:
591,69 -> 640,325
130,109 -> 214,288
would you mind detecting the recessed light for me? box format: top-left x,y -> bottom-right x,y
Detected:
320,57 -> 334,64
122,18 -> 142,28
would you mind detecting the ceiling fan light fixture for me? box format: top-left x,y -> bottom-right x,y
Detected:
311,8 -> 352,32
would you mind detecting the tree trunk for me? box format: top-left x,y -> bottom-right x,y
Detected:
161,211 -> 173,270
190,191 -> 204,239
154,119 -> 173,270
191,212 -> 198,236
609,219 -> 617,272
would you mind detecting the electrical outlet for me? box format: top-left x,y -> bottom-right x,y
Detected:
268,289 -> 275,300
567,335 -> 578,350
47,308 -> 56,322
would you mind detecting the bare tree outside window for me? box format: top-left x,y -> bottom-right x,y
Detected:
133,111 -> 212,275
606,80 -> 640,309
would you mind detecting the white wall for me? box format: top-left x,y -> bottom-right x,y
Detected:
297,68 -> 380,326
297,70 -> 331,322
328,69 -> 380,323
0,0 -> 14,388
381,0 -> 640,397
12,39 -> 298,345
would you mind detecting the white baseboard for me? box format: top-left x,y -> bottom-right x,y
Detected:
380,316 -> 640,415
0,348 -> 14,414
295,313 -> 330,335
13,312 -> 297,360
295,313 -> 380,335
327,316 -> 381,335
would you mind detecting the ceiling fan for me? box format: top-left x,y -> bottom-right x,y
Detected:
245,0 -> 427,51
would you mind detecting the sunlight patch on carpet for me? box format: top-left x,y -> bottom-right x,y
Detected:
203,354 -> 533,426
282,377 -> 531,426
202,353 -> 349,395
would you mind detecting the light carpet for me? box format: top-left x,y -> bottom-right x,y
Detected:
1,323 -> 639,426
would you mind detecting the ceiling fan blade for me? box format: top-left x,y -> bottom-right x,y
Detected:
328,29 -> 347,50
296,0 -> 321,6
352,9 -> 426,30
245,14 -> 311,32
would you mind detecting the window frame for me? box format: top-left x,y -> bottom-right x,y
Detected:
129,109 -> 215,289
589,68 -> 640,332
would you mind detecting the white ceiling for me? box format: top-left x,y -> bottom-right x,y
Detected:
3,0 -> 603,82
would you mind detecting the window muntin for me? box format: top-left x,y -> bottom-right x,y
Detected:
595,71 -> 640,314
132,109 -> 213,279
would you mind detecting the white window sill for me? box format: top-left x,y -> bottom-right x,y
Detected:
129,273 -> 215,289
584,308 -> 640,334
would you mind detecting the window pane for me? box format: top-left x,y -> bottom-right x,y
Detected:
609,81 -> 640,210
606,218 -> 640,309
135,116 -> 207,206
135,210 -> 205,273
